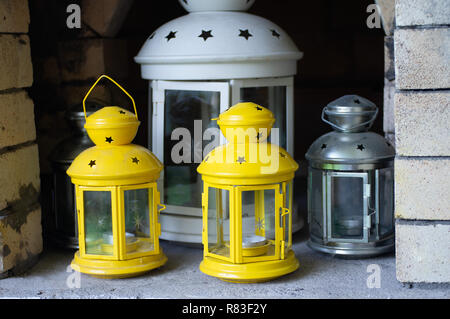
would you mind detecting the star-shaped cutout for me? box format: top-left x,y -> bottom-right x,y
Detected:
237,156 -> 246,164
354,99 -> 361,104
280,152 -> 286,158
270,29 -> 280,38
119,110 -> 126,114
198,30 -> 213,41
256,218 -> 265,231
239,29 -> 252,40
256,106 -> 262,111
321,144 -> 327,149
357,144 -> 365,151
165,31 -> 177,41
132,157 -> 140,164
105,136 -> 113,143
88,160 -> 96,167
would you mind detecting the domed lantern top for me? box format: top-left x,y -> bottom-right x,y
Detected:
197,102 -> 298,185
134,0 -> 302,80
67,76 -> 163,186
305,95 -> 395,169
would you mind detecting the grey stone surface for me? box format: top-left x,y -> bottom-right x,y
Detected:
395,28 -> 450,90
384,78 -> 395,134
384,36 -> 395,81
396,220 -> 450,283
0,233 -> 449,299
395,157 -> 450,221
396,0 -> 450,26
395,91 -> 450,156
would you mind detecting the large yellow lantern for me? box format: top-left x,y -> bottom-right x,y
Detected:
197,102 -> 299,283
67,75 -> 167,278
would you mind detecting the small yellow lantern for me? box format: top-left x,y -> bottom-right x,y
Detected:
67,75 -> 167,278
197,102 -> 299,283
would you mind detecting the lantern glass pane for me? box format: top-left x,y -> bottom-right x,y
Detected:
54,170 -> 76,236
379,168 -> 394,237
164,90 -> 221,209
240,86 -> 286,148
83,191 -> 113,255
241,189 -> 276,258
330,176 -> 364,239
309,168 -> 323,238
124,188 -> 154,254
207,187 -> 230,258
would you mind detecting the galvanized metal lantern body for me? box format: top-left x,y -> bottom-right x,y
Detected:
67,76 -> 167,278
305,95 -> 395,257
197,102 -> 299,282
49,103 -> 102,249
134,0 -> 303,244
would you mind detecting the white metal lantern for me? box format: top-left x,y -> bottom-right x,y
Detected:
135,0 -> 303,244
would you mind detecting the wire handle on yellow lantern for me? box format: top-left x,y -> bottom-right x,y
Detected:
82,74 -> 138,120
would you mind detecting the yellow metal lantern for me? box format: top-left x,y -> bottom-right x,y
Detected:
197,102 -> 299,283
67,75 -> 167,278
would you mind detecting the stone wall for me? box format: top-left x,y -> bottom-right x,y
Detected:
393,0 -> 450,283
0,0 -> 42,278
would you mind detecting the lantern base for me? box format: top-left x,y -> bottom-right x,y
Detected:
307,236 -> 394,258
199,250 -> 299,283
71,250 -> 167,279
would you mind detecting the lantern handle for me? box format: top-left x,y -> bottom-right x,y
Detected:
321,108 -> 378,132
157,203 -> 166,213
82,74 -> 138,120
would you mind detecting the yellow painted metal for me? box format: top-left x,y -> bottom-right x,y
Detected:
67,75 -> 166,278
198,102 -> 299,282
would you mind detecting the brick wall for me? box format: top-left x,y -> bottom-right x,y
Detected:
393,0 -> 450,283
0,0 -> 42,278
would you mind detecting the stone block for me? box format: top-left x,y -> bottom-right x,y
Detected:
394,91 -> 450,156
383,78 -> 395,134
395,157 -> 450,220
384,36 -> 394,81
396,0 -> 450,26
0,207 -> 42,277
81,0 -> 134,37
0,144 -> 40,212
58,38 -> 128,82
0,35 -> 33,91
0,0 -> 30,33
396,220 -> 450,283
0,90 -> 36,149
395,28 -> 450,90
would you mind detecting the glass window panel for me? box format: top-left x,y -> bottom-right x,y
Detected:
240,86 -> 286,148
164,90 -> 221,208
379,168 -> 394,237
83,191 -> 113,255
308,168 -> 324,238
124,188 -> 154,254
208,187 -> 230,258
241,189 -> 276,258
330,176 -> 364,240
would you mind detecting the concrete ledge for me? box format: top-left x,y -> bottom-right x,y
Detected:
396,220 -> 450,283
396,0 -> 450,27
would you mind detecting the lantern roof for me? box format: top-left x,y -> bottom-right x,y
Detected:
197,102 -> 298,185
67,144 -> 163,186
134,0 -> 302,80
67,106 -> 162,186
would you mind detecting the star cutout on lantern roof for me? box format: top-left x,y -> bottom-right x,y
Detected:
198,30 -> 213,41
105,136 -> 113,143
270,29 -> 280,38
256,106 -> 262,111
357,144 -> 365,151
132,157 -> 140,164
165,31 -> 177,41
119,110 -> 126,114
88,160 -> 96,167
237,156 -> 246,164
239,29 -> 252,40
321,144 -> 327,149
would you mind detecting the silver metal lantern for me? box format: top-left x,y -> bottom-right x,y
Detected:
305,95 -> 395,257
135,0 -> 303,244
48,102 -> 100,248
